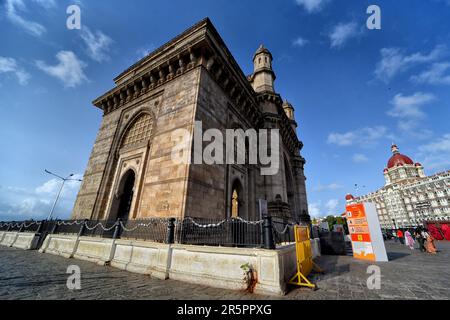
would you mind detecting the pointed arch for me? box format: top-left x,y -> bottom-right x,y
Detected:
120,112 -> 154,149
231,179 -> 244,218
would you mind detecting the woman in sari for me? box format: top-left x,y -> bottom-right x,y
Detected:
424,230 -> 437,254
405,230 -> 415,250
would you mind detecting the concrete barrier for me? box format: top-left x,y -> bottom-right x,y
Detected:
110,239 -> 170,280
4,232 -> 323,296
0,231 -> 40,250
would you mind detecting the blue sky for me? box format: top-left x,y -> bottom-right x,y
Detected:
1,0 -> 450,221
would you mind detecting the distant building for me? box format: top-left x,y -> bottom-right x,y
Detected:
346,144 -> 450,228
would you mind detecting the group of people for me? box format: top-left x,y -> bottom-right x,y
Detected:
393,227 -> 437,254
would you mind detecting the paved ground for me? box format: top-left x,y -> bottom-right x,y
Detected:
0,240 -> 449,300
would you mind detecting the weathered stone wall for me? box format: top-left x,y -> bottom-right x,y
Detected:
138,67 -> 202,218
184,67 -> 230,219
72,67 -> 201,220
72,110 -> 122,219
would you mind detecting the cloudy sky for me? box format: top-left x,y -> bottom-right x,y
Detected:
1,0 -> 449,221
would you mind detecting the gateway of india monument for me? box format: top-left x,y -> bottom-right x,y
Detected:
71,18 -> 310,224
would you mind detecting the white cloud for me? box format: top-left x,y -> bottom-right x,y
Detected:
308,202 -> 321,218
388,92 -> 436,119
292,37 -> 309,48
32,0 -> 56,9
136,44 -> 156,59
327,126 -> 387,147
4,0 -> 49,37
329,22 -> 360,49
0,56 -> 30,85
295,0 -> 330,13
411,62 -> 450,85
374,45 -> 446,82
418,134 -> 450,171
314,183 -> 342,192
36,51 -> 88,88
352,153 -> 369,163
80,27 -> 113,62
325,199 -> 339,214
387,92 -> 436,134
0,175 -> 82,221
308,199 -> 342,218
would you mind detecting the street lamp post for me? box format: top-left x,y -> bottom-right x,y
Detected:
45,170 -> 82,221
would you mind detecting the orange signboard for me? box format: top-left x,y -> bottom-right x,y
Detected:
346,203 -> 375,261
351,233 -> 372,242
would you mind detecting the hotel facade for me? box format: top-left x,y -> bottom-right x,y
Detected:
347,144 -> 450,229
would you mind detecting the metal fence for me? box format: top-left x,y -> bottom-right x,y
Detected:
272,220 -> 296,245
176,217 -> 264,248
120,218 -> 170,243
0,216 -> 299,249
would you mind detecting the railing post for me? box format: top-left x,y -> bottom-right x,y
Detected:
36,221 -> 44,234
18,223 -> 24,233
78,219 -> 88,237
263,216 -> 276,250
6,222 -> 12,232
112,219 -> 122,240
166,218 -> 176,244
50,220 -> 59,234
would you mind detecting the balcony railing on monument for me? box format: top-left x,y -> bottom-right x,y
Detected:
0,215 -> 298,249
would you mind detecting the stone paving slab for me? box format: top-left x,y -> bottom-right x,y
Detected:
0,240 -> 449,300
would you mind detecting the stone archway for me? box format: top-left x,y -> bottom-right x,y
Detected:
110,169 -> 136,222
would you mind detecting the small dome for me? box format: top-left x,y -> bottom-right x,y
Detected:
283,100 -> 293,108
387,144 -> 414,169
383,168 -> 388,173
253,44 -> 273,60
415,163 -> 422,167
345,194 -> 354,201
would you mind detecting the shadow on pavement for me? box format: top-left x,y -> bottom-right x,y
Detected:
386,251 -> 410,261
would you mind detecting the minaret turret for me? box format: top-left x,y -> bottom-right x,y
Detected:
250,44 -> 276,93
283,100 -> 297,131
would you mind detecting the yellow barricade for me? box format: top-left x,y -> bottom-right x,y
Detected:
288,225 -> 322,289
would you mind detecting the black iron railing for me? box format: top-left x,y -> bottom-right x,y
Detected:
176,217 -> 264,248
0,216 -> 299,249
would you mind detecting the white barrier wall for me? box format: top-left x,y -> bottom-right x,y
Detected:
0,231 -> 39,250
3,232 -> 321,296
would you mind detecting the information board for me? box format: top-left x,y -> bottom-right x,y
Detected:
346,202 -> 388,262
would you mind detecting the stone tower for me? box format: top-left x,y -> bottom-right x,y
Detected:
71,18 -> 310,224
251,45 -> 276,93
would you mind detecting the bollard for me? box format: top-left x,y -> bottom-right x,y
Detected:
112,219 -> 122,240
78,219 -> 88,237
263,215 -> 276,249
166,218 -> 176,244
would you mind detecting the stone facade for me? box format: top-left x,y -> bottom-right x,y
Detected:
71,18 -> 309,223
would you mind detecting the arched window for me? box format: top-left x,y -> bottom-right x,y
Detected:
232,190 -> 239,218
231,180 -> 243,218
121,113 -> 154,148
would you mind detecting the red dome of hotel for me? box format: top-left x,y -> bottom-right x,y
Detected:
387,144 -> 414,169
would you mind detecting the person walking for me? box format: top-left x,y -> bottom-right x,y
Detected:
424,229 -> 437,254
397,229 -> 405,245
415,228 -> 425,252
405,230 -> 415,250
